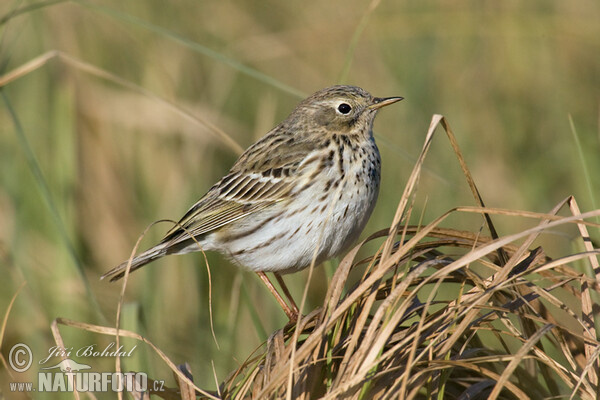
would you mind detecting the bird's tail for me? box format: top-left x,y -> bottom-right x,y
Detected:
101,244 -> 168,282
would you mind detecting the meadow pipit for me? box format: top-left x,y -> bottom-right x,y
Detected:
102,85 -> 402,320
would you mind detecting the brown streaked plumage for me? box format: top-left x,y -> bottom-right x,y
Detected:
101,85 -> 403,320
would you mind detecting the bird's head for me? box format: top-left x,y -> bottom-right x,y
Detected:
289,85 -> 403,137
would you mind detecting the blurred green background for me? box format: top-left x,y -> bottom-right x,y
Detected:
1,0 -> 598,396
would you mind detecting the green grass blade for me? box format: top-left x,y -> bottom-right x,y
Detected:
1,89 -> 105,322
0,0 -> 69,27
569,114 -> 599,222
338,0 -> 382,84
75,0 -> 306,99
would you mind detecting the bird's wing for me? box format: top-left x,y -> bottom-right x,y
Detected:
160,131 -> 319,247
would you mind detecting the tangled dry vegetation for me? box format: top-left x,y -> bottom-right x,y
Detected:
44,116 -> 600,399
217,221 -> 598,400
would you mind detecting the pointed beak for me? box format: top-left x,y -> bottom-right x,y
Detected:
369,96 -> 404,110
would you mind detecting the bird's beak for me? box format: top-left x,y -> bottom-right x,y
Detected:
369,96 -> 404,110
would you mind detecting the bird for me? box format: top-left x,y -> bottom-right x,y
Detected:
101,85 -> 402,321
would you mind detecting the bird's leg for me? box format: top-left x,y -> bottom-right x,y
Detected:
256,272 -> 298,321
273,273 -> 299,316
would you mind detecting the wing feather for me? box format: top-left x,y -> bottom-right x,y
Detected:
158,128 -> 321,248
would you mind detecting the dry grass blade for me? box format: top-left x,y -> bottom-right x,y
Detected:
568,198 -> 600,386
439,117 -> 508,265
50,320 -> 81,400
112,220 -> 169,400
381,114 -> 437,261
51,318 -> 220,400
0,51 -> 244,155
175,363 -> 197,400
0,50 -> 60,87
0,282 -> 27,382
571,346 -> 600,400
488,323 -> 555,399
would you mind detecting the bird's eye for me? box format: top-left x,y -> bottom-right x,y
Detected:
337,103 -> 352,114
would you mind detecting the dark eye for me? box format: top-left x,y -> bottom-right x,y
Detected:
337,103 -> 352,114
